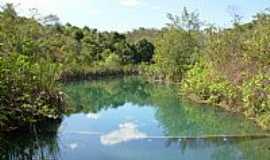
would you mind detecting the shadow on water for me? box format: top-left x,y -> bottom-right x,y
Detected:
0,119 -> 62,160
1,76 -> 270,160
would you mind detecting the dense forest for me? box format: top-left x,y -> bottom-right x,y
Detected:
0,3 -> 269,132
0,3 -> 156,131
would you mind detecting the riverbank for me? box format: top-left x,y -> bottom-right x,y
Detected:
0,4 -> 154,132
0,61 -> 139,132
184,93 -> 270,130
2,76 -> 270,159
0,55 -> 66,132
140,7 -> 270,130
60,65 -> 139,82
178,63 -> 270,130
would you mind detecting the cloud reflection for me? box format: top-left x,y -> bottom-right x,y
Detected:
100,122 -> 147,145
69,143 -> 78,150
86,113 -> 100,120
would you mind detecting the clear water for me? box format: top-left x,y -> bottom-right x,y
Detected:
1,77 -> 270,160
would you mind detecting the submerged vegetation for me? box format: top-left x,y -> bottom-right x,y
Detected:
0,2 -> 269,132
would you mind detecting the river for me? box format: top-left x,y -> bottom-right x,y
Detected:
1,77 -> 269,160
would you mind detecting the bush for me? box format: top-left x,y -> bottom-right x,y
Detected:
100,53 -> 121,68
181,62 -> 238,106
151,28 -> 199,81
242,73 -> 270,128
0,54 -> 65,131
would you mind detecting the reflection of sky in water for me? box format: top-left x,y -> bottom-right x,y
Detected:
86,112 -> 100,120
69,143 -> 78,150
3,78 -> 269,160
60,102 -> 163,137
56,102 -> 270,160
101,122 -> 147,145
58,132 -> 268,160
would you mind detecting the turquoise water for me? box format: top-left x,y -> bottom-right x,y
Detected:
1,77 -> 269,160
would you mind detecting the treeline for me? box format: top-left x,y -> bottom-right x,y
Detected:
126,27 -> 161,44
0,2 -> 269,131
0,3 -> 155,131
0,4 -> 155,72
143,7 -> 270,129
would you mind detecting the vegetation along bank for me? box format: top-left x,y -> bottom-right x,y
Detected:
0,3 -> 269,131
0,3 -> 154,132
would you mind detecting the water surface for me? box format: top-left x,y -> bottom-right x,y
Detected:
1,77 -> 269,160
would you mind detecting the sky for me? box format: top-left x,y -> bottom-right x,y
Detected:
1,0 -> 270,32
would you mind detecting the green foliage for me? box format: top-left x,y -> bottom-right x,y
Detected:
133,39 -> 155,63
0,3 -> 154,131
102,53 -> 121,67
180,9 -> 270,129
73,30 -> 84,42
167,7 -> 201,31
0,3 -> 154,70
0,54 -> 65,131
143,8 -> 201,82
242,73 -> 270,128
181,62 -> 238,105
151,28 -> 199,81
126,27 -> 160,44
0,3 -> 269,131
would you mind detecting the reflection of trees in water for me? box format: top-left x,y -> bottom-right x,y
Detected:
165,137 -> 239,154
154,97 -> 260,136
1,77 -> 269,159
152,90 -> 270,159
164,137 -> 270,160
0,77 -> 157,160
63,77 -> 270,159
64,77 -> 260,136
64,77 -> 154,114
0,119 -> 62,160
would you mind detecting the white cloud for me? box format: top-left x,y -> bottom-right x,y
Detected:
100,122 -> 147,145
120,0 -> 141,7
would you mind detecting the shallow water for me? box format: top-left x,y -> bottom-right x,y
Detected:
1,77 -> 270,160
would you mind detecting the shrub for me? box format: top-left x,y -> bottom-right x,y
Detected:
242,73 -> 270,128
181,62 -> 238,106
0,54 -> 65,131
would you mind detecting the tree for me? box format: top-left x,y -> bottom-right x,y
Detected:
126,28 -> 160,43
153,29 -> 199,81
73,30 -> 84,55
149,7 -> 201,81
41,14 -> 60,25
227,5 -> 242,26
167,7 -> 201,32
113,41 -> 134,64
134,39 -> 155,63
1,3 -> 17,18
